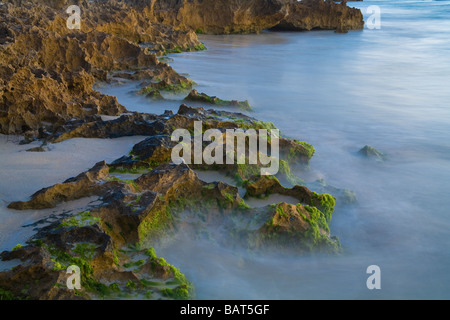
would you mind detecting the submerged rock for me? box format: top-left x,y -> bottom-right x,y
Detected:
184,89 -> 253,111
307,178 -> 357,205
26,145 -> 48,152
358,145 -> 387,162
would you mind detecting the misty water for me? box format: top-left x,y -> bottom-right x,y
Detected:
1,0 -> 449,300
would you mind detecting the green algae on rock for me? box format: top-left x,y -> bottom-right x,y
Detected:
184,89 -> 253,111
358,145 -> 387,162
245,202 -> 341,253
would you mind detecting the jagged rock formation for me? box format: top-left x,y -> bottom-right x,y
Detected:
152,0 -> 287,34
151,0 -> 364,34
1,151 -> 338,300
272,0 -> 365,33
0,0 -> 201,137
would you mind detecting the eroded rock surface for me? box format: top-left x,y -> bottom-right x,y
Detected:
152,0 -> 364,34
0,0 -> 201,136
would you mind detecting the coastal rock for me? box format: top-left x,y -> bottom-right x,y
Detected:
271,0 -> 364,32
0,0 -> 203,136
131,135 -> 177,164
0,0 -> 360,299
8,161 -> 110,210
26,145 -> 49,152
184,89 -> 253,111
152,0 -> 286,34
0,245 -> 85,300
151,0 -> 364,34
245,202 -> 341,253
358,145 -> 387,161
307,178 -> 357,205
246,176 -> 336,219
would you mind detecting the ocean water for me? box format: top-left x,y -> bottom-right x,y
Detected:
1,0 -> 449,300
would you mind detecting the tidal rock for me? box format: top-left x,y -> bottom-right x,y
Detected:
151,0 -> 287,34
151,0 -> 364,34
8,161 -> 110,210
307,178 -> 357,205
246,176 -> 336,219
1,112 -> 345,299
271,0 -> 364,32
358,145 -> 387,161
185,89 -> 253,111
244,202 -> 341,253
26,145 -> 48,152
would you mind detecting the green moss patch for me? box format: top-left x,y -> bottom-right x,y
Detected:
0,287 -> 22,300
59,211 -> 101,229
185,90 -> 252,111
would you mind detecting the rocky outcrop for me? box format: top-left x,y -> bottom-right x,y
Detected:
245,202 -> 340,253
152,0 -> 287,34
0,0 -> 202,136
8,160 -> 110,210
1,164 -> 338,299
271,0 -> 364,32
44,104 -> 316,186
0,158 -> 323,299
151,0 -> 364,34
